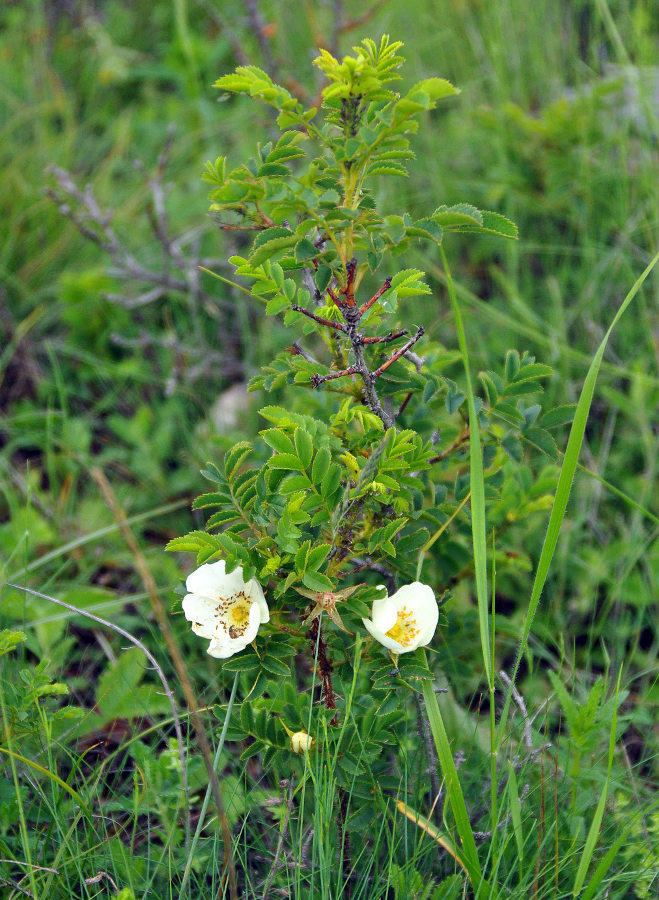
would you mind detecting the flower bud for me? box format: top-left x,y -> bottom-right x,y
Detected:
290,731 -> 315,754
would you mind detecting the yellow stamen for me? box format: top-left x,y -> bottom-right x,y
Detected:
214,592 -> 252,639
385,606 -> 420,647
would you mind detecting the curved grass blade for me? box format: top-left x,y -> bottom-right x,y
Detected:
421,671 -> 493,897
499,250 -> 659,736
0,746 -> 87,809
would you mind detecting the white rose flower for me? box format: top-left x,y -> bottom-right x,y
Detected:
182,560 -> 269,659
362,582 -> 438,654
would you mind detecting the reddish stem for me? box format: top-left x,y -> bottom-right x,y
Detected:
359,276 -> 392,315
311,365 -> 357,387
371,326 -> 425,378
291,305 -> 345,331
361,329 -> 407,344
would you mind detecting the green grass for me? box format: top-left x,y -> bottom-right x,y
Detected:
1,1 -> 658,897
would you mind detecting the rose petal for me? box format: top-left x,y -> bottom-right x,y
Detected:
249,578 -> 270,623
185,560 -> 227,598
362,617 -> 407,654
370,595 -> 397,633
182,593 -> 219,632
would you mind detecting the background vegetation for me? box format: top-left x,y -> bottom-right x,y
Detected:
0,0 -> 657,897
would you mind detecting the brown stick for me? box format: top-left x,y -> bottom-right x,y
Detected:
292,305 -> 345,331
371,326 -> 425,378
428,426 -> 470,464
359,276 -> 392,315
361,329 -> 407,344
311,365 -> 358,387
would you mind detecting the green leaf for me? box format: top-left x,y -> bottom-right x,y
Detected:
540,404 -> 577,429
261,428 -> 295,454
366,161 -> 409,178
479,210 -> 518,239
524,427 -> 558,460
390,268 -> 431,297
294,428 -> 313,469
265,294 -> 290,315
206,510 -> 241,530
260,655 -> 291,677
320,464 -> 342,498
225,442 -> 253,479
250,233 -> 297,267
311,447 -> 332,483
512,362 -> 553,382
257,162 -> 289,177
192,491 -> 230,510
432,203 -> 482,227
479,372 -> 500,406
396,661 -> 433,680
201,462 -> 225,484
306,544 -> 331,571
295,540 -> 310,573
0,629 -> 27,657
504,349 -> 520,381
301,571 -> 334,592
279,474 -> 312,493
222,653 -> 260,673
267,453 -> 305,472
315,265 -> 332,293
295,238 -> 317,262
165,531 -> 220,558
411,77 -> 458,101
445,383 -> 465,414
240,739 -> 266,761
283,278 -> 296,301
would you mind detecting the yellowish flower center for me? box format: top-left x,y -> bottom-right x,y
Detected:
215,592 -> 252,639
385,606 -> 420,647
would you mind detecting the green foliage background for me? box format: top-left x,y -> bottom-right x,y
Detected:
0,1 -> 657,898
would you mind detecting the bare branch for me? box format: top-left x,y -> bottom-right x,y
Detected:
371,327 -> 425,379
7,582 -> 190,845
260,779 -> 295,899
291,305 -> 345,331
243,0 -> 277,79
499,669 -> 533,751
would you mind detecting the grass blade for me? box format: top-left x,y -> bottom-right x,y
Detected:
572,668 -> 622,896
441,246 -> 491,687
421,669 -> 491,897
0,746 -> 86,809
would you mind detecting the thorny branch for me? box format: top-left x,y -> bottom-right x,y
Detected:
305,263 -> 426,429
467,671 -> 551,841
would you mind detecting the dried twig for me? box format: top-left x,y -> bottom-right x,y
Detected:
47,147 -> 244,390
414,692 -> 442,823
90,467 -> 238,900
428,426 -> 470,465
260,779 -> 295,899
243,0 -> 277,79
499,670 -> 533,751
6,583 -> 189,844
304,260 -> 426,428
